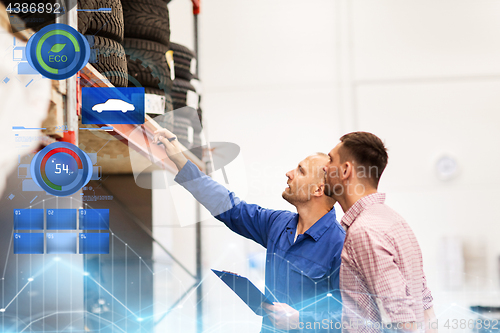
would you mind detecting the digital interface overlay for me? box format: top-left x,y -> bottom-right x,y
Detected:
30,142 -> 93,197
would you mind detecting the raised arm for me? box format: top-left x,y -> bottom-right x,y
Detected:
154,128 -> 287,247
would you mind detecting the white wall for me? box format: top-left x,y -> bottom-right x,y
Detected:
163,1 -> 500,332
349,0 -> 500,309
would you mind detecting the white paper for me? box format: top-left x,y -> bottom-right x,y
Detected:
145,93 -> 166,115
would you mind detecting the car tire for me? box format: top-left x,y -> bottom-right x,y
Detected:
173,113 -> 192,148
85,35 -> 128,87
171,78 -> 197,111
169,43 -> 196,80
122,0 -> 170,46
77,0 -> 97,34
173,108 -> 202,159
85,0 -> 124,42
124,38 -> 172,92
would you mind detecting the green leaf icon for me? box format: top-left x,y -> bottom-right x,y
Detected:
49,43 -> 66,53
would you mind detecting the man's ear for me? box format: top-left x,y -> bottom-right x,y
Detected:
342,161 -> 353,181
315,183 -> 325,197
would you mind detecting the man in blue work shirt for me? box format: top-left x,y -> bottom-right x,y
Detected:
154,128 -> 345,332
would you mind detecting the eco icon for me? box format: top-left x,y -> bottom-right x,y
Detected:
26,24 -> 90,80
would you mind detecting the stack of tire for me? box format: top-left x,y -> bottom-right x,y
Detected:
78,0 -> 128,87
121,0 -> 172,123
169,43 -> 203,160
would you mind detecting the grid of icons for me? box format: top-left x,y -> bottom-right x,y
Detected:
13,208 -> 110,254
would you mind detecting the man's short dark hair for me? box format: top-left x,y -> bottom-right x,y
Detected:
339,132 -> 388,188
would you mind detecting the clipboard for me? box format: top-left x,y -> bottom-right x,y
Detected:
212,269 -> 275,316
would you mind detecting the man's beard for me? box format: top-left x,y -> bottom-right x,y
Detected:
324,181 -> 341,198
324,182 -> 333,197
282,190 -> 296,205
282,187 -> 307,206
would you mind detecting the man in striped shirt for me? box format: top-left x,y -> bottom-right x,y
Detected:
323,132 -> 437,333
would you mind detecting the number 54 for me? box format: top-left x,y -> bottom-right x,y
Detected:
55,164 -> 69,174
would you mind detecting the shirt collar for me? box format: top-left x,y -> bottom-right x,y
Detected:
306,207 -> 337,241
341,193 -> 386,229
286,207 -> 337,242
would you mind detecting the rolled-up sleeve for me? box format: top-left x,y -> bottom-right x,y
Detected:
352,229 -> 417,324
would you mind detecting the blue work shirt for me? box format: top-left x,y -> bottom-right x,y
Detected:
175,161 -> 345,332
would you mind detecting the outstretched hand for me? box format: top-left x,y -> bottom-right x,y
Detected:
153,128 -> 188,171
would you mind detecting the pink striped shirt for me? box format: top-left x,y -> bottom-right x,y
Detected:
339,193 -> 433,333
